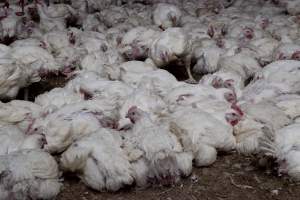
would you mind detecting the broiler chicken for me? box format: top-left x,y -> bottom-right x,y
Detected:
0,149 -> 61,200
29,99 -> 118,153
152,3 -> 182,30
234,101 -> 291,154
0,124 -> 45,155
123,106 -> 193,186
168,107 -> 236,167
149,27 -> 196,83
60,129 -> 134,191
0,100 -> 42,133
259,124 -> 300,180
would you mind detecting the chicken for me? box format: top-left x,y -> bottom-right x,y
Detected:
0,149 -> 61,200
0,59 -> 40,99
217,52 -> 261,82
123,106 -> 193,186
234,101 -> 291,154
192,42 -> 225,74
36,2 -> 77,31
29,99 -> 118,153
200,70 -> 244,99
117,61 -> 157,87
0,124 -> 46,155
271,94 -> 300,120
286,0 -> 300,15
164,83 -> 238,107
60,129 -> 134,191
272,43 -> 300,61
259,124 -> 300,180
149,27 -> 196,82
257,60 -> 300,93
153,3 -> 182,30
137,69 -> 180,97
34,87 -> 84,110
0,14 -> 20,39
98,5 -> 128,28
119,26 -> 161,60
118,86 -> 167,129
168,107 -> 236,166
10,45 -> 61,78
0,100 -> 42,133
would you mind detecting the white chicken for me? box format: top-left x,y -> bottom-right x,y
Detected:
149,27 -> 196,82
168,107 -> 236,167
60,129 -> 134,191
0,124 -> 45,155
272,43 -> 300,61
234,101 -> 291,154
0,100 -> 42,133
152,3 -> 182,30
34,87 -> 84,110
259,124 -> 300,180
123,106 -> 193,186
118,86 -> 167,129
119,26 -> 161,60
164,83 -> 238,107
0,149 -> 61,200
0,58 -> 40,99
10,45 -> 61,78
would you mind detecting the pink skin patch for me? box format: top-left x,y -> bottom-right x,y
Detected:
229,118 -> 239,126
25,118 -> 36,135
291,51 -> 300,60
223,79 -> 235,89
278,52 -> 287,60
243,27 -> 254,39
224,92 -> 237,104
176,94 -> 193,103
211,77 -> 223,88
131,46 -> 140,59
160,51 -> 168,63
225,112 -> 240,126
61,65 -> 76,79
231,103 -> 244,117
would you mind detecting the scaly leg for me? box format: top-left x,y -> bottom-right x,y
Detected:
184,55 -> 197,84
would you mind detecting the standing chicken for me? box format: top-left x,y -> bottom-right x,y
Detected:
153,3 -> 182,30
149,27 -> 196,83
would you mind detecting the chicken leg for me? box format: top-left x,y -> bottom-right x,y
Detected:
184,55 -> 197,84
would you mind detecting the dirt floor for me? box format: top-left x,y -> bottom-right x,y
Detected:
57,152 -> 300,200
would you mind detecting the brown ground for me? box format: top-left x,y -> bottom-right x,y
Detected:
57,153 -> 300,200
